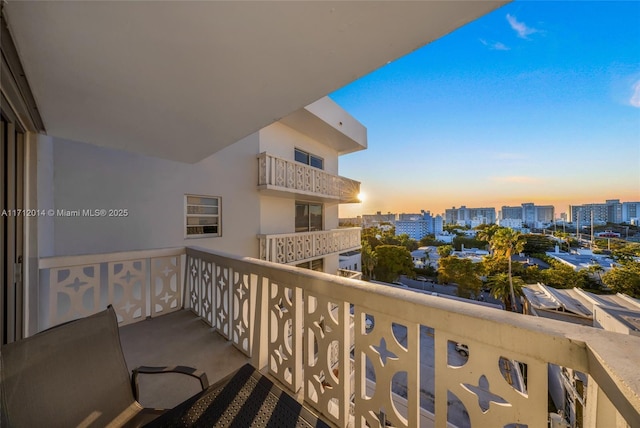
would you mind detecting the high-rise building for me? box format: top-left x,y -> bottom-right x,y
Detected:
501,203 -> 554,228
622,202 -> 640,223
362,211 -> 397,227
445,206 -> 496,226
569,199 -> 628,224
395,210 -> 443,240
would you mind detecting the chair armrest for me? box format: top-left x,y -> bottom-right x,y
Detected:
131,366 -> 209,401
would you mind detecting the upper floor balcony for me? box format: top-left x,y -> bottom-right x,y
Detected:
35,246 -> 640,427
258,227 -> 361,265
258,152 -> 361,204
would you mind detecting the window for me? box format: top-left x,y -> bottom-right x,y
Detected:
296,258 -> 324,272
295,202 -> 322,232
294,148 -> 323,170
185,195 -> 221,237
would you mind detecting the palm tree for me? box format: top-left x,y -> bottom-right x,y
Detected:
437,245 -> 453,258
489,228 -> 526,312
586,264 -> 605,286
361,242 -> 377,280
476,224 -> 501,254
487,273 -> 525,310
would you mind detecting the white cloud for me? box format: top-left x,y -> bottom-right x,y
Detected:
479,39 -> 510,51
506,14 -> 537,39
631,80 -> 640,107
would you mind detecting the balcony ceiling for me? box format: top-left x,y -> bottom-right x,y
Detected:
4,1 -> 508,163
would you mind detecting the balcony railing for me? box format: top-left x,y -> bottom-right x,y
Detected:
257,152 -> 360,203
338,268 -> 363,280
258,227 -> 361,265
37,246 -> 640,427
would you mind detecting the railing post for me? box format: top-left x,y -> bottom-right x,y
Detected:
584,375 -> 630,428
250,275 -> 269,370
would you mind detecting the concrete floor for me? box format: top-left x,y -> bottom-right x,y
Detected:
118,309 -> 250,410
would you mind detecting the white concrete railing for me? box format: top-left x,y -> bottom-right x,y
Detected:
38,248 -> 184,330
258,227 -> 361,265
338,268 -> 363,280
185,247 -> 640,428
36,246 -> 640,427
257,152 -> 360,203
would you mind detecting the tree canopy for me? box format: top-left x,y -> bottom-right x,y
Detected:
489,228 -> 526,311
373,245 -> 415,283
437,256 -> 482,298
602,261 -> 640,298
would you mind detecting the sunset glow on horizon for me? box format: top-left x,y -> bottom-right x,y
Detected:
334,1 -> 640,220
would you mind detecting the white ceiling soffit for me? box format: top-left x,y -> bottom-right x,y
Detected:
5,1 -> 508,163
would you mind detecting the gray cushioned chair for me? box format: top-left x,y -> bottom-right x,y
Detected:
0,306 -> 208,428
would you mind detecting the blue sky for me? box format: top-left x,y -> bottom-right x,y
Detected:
332,1 -> 640,219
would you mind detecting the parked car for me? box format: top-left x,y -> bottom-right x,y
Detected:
455,343 -> 469,357
416,276 -> 427,282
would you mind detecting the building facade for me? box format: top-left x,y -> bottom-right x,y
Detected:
395,210 -> 444,241
501,202 -> 555,229
445,206 -> 496,226
622,202 -> 640,224
568,199 -> 638,225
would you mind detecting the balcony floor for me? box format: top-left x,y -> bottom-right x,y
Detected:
118,310 -> 250,410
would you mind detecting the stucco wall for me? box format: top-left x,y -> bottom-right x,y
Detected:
259,122 -> 339,175
44,132 -> 261,257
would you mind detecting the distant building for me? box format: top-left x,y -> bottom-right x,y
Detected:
435,232 -> 456,243
500,202 -> 554,229
497,218 -> 524,229
445,206 -> 496,226
362,211 -> 396,227
395,210 -> 444,240
338,216 -> 363,227
338,250 -> 362,280
569,199 -> 627,224
622,201 -> 640,224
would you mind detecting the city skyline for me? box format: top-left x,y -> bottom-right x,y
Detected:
333,0 -> 640,218
350,198 -> 638,220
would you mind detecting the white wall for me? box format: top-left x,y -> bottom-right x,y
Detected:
37,135 -> 55,257
259,122 -> 339,175
43,132 -> 262,257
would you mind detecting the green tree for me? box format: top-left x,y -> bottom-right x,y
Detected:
437,256 -> 482,298
538,260 -> 588,289
585,264 -> 605,288
373,245 -> 415,283
437,245 -> 454,258
396,233 -> 419,252
419,235 -> 442,247
481,255 -> 525,278
361,242 -> 377,280
486,273 -> 525,311
453,236 -> 487,252
476,224 -> 501,251
489,228 -> 526,311
522,234 -> 554,254
602,261 -> 640,298
612,243 -> 640,261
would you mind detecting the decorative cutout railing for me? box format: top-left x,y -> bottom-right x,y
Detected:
185,247 -> 640,428
257,152 -> 360,203
258,228 -> 361,264
38,246 -> 640,427
38,248 -> 183,330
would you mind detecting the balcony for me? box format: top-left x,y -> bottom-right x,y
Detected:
258,228 -> 361,265
37,247 -> 640,427
258,152 -> 361,204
